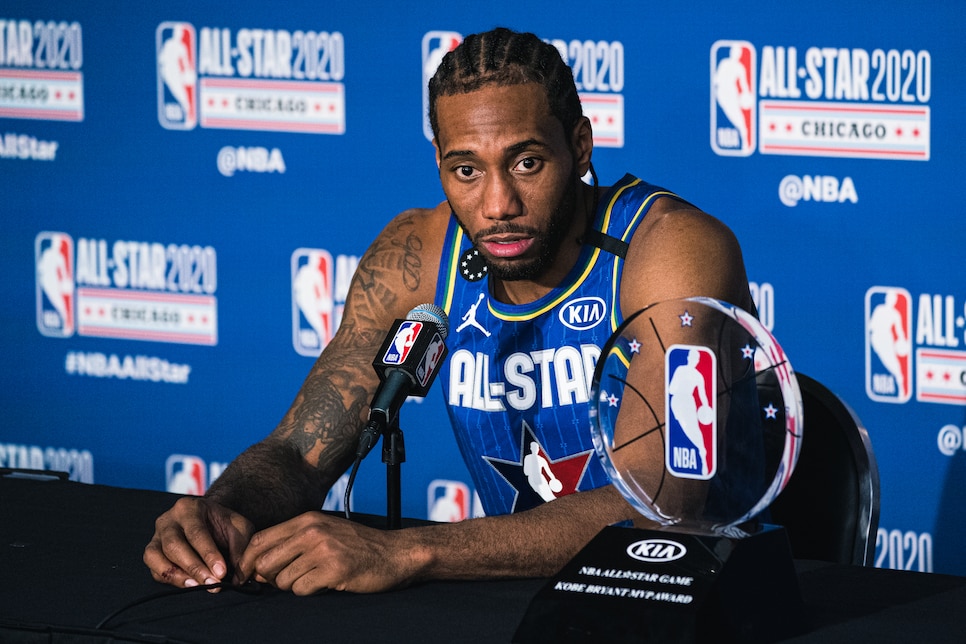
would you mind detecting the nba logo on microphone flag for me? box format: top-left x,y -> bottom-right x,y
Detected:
383,321 -> 423,365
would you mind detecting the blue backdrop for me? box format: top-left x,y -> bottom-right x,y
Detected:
2,0 -> 963,576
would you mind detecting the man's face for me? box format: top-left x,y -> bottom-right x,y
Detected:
433,83 -> 582,282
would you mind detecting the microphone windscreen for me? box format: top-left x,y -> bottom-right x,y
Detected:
406,303 -> 450,340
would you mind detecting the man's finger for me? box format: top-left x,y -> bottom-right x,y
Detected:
154,507 -> 223,586
143,538 -> 193,587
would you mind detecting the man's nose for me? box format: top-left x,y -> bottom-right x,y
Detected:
481,171 -> 522,221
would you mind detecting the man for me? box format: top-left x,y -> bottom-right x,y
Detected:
144,27 -> 754,596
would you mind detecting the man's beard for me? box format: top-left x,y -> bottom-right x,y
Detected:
453,171 -> 579,282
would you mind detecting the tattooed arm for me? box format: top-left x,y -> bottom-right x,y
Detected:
143,207 -> 446,589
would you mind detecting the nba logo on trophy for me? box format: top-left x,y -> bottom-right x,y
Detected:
665,344 -> 717,479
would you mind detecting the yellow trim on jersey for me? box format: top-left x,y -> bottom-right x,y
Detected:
485,178 -> 640,323
486,245 -> 603,322
613,344 -> 632,370
440,226 -> 465,316
442,176 -> 678,326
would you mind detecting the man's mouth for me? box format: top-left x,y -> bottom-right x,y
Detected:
479,234 -> 535,259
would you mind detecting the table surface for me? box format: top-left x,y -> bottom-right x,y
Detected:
2,475 -> 965,643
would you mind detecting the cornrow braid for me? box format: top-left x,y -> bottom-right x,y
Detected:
427,27 -> 583,146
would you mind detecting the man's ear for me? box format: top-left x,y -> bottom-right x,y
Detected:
571,116 -> 594,176
432,138 -> 441,169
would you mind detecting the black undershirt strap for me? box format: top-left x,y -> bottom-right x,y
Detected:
582,228 -> 629,259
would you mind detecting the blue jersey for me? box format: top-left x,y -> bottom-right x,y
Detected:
433,175 -> 678,516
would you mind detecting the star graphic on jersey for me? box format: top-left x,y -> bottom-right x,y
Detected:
679,310 -> 694,327
741,344 -> 755,360
459,247 -> 488,282
628,338 -> 641,353
483,420 -> 593,513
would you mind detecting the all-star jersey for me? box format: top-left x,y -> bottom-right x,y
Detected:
433,175 -> 679,516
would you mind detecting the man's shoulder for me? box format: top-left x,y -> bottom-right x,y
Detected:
354,202 -> 451,314
394,201 -> 452,227
375,202 -> 452,255
629,195 -> 726,244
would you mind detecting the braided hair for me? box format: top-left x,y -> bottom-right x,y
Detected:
427,27 -> 584,146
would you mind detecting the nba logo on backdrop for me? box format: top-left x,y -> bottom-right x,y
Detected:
421,30 -> 463,141
156,22 -> 198,130
665,345 -> 717,480
866,286 -> 913,403
428,479 -> 470,522
35,232 -> 75,338
166,454 -> 206,495
292,248 -> 335,357
711,40 -> 756,156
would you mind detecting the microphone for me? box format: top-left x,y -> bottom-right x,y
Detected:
346,304 -> 449,522
355,304 -> 450,457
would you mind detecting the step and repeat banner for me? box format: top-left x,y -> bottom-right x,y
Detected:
2,1 -> 963,574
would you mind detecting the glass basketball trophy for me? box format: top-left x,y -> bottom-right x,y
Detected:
515,297 -> 806,643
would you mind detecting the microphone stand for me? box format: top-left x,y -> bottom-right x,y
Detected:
350,415 -> 406,530
382,415 -> 405,530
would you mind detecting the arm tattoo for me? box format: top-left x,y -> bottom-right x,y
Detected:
281,330 -> 376,471
356,214 -> 424,302
392,225 -> 423,292
205,212 -> 430,529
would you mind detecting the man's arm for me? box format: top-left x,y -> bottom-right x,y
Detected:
611,197 -> 756,519
144,207 -> 444,588
203,319 -> 382,530
235,483 -> 637,595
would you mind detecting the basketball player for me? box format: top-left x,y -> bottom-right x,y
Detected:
145,27 -> 754,595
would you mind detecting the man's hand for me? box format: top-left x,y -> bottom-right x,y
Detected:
144,496 -> 255,589
236,512 -> 427,595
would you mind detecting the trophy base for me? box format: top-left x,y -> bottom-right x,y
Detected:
513,524 -> 804,643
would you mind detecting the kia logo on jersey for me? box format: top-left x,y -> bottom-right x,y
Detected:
558,296 -> 607,331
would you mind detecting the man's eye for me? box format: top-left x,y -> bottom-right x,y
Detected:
517,157 -> 540,171
458,166 -> 476,177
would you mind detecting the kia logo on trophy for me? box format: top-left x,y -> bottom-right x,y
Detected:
626,539 -> 688,563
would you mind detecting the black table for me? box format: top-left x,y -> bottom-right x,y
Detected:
2,475 -> 965,643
